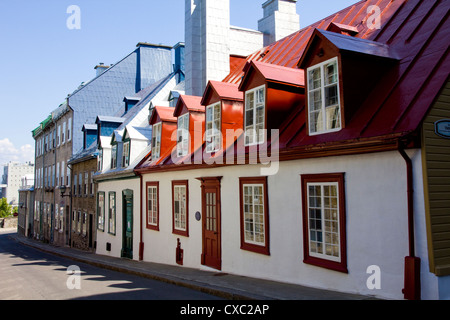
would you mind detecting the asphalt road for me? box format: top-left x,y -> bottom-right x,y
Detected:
0,229 -> 222,300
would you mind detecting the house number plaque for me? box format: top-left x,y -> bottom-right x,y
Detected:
435,120 -> 450,139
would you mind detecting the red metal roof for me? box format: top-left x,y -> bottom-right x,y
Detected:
173,95 -> 205,117
149,105 -> 177,124
201,80 -> 243,105
136,0 -> 450,172
240,60 -> 304,91
227,0 -> 450,148
223,0 -> 408,85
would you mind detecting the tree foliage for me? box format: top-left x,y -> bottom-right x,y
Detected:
0,198 -> 12,218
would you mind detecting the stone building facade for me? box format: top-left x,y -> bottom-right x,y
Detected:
69,155 -> 97,251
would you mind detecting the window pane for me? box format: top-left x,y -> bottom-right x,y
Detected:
309,90 -> 322,111
246,92 -> 254,110
307,183 -> 340,261
325,61 -> 338,85
245,87 -> 265,146
308,59 -> 341,135
256,88 -> 264,104
326,106 -> 340,130
325,85 -> 338,107
245,110 -> 253,127
308,68 -> 321,89
243,184 -> 265,245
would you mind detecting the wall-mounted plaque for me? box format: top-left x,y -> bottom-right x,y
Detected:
435,120 -> 450,139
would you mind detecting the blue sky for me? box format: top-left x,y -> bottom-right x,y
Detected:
0,0 -> 357,167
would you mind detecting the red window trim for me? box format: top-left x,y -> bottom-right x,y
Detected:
239,176 -> 270,255
145,181 -> 159,231
301,173 -> 347,273
172,180 -> 189,237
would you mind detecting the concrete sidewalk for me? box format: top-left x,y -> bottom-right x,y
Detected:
9,230 -> 375,300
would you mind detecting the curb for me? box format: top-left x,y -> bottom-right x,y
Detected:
12,233 -> 261,300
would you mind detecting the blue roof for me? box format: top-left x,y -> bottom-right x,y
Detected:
67,44 -> 173,153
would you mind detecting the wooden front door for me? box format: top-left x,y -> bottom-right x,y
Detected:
198,177 -> 222,270
121,190 -> 133,259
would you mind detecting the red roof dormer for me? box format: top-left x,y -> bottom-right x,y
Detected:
201,80 -> 244,154
298,28 -> 399,134
173,95 -> 205,160
148,105 -> 177,164
238,60 -> 305,145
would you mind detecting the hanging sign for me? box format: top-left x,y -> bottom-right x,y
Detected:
435,120 -> 450,139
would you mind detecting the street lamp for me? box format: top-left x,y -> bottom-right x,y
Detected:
60,185 -> 71,198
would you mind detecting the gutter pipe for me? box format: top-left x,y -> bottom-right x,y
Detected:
398,143 -> 421,300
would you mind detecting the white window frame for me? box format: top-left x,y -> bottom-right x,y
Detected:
111,144 -> 117,169
147,185 -> 158,227
242,183 -> 266,246
244,85 -> 266,146
108,192 -> 116,235
60,161 -> 65,186
67,117 -> 72,141
151,122 -> 162,161
59,206 -> 64,231
62,121 -> 66,144
122,141 -> 130,167
173,185 -> 187,232
57,125 -> 61,146
306,182 -> 341,262
307,57 -> 341,135
205,103 -> 221,153
177,113 -> 190,157
98,148 -> 103,172
97,192 -> 105,231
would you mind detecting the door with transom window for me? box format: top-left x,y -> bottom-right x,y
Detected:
198,177 -> 222,270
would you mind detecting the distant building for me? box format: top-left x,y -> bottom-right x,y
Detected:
31,42 -> 175,247
18,174 -> 35,237
1,162 -> 34,206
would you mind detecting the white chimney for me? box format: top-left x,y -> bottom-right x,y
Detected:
94,63 -> 110,77
185,0 -> 231,96
258,0 -> 300,46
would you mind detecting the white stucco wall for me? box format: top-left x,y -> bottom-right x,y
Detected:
137,149 -> 437,299
95,177 -> 140,260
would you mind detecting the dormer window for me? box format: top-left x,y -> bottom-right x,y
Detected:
98,148 -> 103,171
151,122 -> 162,161
122,141 -> 130,167
244,85 -> 265,146
111,144 -> 117,169
177,113 -> 189,157
307,57 -> 341,135
205,103 -> 221,153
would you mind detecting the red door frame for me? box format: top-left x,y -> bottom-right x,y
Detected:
197,177 -> 222,270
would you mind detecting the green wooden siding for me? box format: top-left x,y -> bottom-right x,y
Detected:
422,80 -> 450,276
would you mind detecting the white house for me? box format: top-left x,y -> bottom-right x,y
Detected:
133,0 -> 450,300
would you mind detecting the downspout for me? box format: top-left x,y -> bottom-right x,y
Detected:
398,142 -> 421,300
67,162 -> 73,248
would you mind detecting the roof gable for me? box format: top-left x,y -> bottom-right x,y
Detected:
298,29 -> 399,69
239,60 -> 304,92
173,95 -> 204,117
149,106 -> 177,125
201,81 -> 243,106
